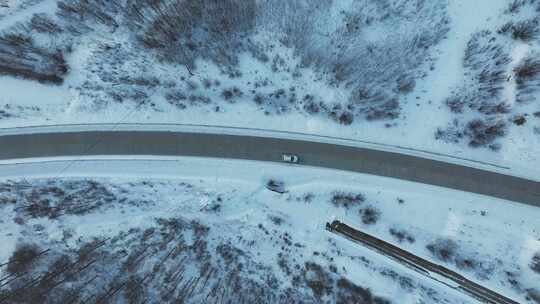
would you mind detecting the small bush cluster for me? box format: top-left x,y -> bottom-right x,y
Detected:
506,0 -> 528,14
252,88 -> 296,115
20,180 -> 116,218
437,116 -> 507,149
389,228 -> 415,243
514,55 -> 540,103
426,238 -> 491,277
336,277 -> 390,304
435,119 -> 464,144
303,262 -> 334,298
29,14 -> 63,34
426,238 -> 458,262
499,19 -> 540,42
515,57 -> 540,84
331,192 -> 365,209
359,207 -> 381,225
531,252 -> 540,274
6,243 -> 43,275
57,0 -> 123,32
527,289 -> 540,304
379,269 -> 416,292
513,115 -> 527,126
464,118 -> 507,149
221,87 -> 244,103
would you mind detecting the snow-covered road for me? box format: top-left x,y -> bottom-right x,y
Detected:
0,125 -> 538,207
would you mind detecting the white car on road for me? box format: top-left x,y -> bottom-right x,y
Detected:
282,154 -> 299,164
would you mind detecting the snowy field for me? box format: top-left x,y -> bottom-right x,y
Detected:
1,1 -> 540,302
0,0 -> 539,179
0,157 -> 539,303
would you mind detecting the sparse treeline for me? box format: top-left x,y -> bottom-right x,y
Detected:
0,217 -> 392,303
0,0 -> 450,125
437,0 -> 540,149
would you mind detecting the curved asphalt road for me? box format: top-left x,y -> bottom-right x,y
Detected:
0,129 -> 538,207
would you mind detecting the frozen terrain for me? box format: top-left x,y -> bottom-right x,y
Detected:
1,1 -> 540,302
0,0 -> 539,179
0,158 -> 539,303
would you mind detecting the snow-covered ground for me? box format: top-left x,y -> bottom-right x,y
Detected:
1,1 -> 539,302
0,0 -> 539,179
0,157 -> 539,303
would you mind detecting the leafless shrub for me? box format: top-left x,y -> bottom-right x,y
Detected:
464,118 -> 506,148
396,75 -> 416,94
512,115 -> 526,126
251,88 -> 295,115
216,243 -> 244,267
506,0 -> 527,14
302,193 -> 315,203
269,215 -> 284,226
6,243 -> 42,274
351,89 -> 400,121
57,0 -> 123,31
514,56 -> 540,102
510,20 -> 539,41
277,253 -> 291,276
330,192 -> 364,209
359,207 -> 380,225
435,119 -> 464,144
379,269 -> 415,292
336,277 -> 389,304
527,289 -> 540,304
0,109 -> 14,120
455,256 -> 479,271
445,96 -> 466,113
19,180 -> 116,218
331,110 -> 354,125
123,276 -> 145,304
303,100 -> 321,114
426,238 -> 493,278
531,252 -> 540,274
303,262 -> 333,298
119,76 -> 160,88
389,228 -> 415,243
29,14 -> 63,34
426,238 -> 458,262
165,90 -> 187,109
221,87 -> 243,103
477,101 -> 511,115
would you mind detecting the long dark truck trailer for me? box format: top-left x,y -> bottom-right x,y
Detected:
326,220 -> 518,304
